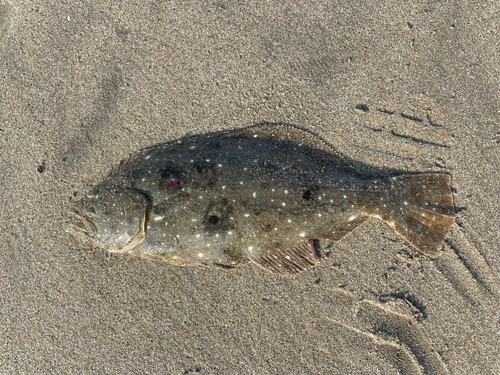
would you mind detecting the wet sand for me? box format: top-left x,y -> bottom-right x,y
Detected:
1,1 -> 499,374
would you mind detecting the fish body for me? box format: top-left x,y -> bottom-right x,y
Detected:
69,123 -> 455,274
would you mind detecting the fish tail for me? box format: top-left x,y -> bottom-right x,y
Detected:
383,173 -> 455,257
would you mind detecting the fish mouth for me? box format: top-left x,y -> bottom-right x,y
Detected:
65,210 -> 98,238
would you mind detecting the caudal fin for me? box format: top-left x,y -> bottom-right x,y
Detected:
384,174 -> 455,257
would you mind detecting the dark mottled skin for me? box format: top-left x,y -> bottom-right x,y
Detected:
69,123 -> 455,274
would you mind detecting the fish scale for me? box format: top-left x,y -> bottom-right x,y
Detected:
68,123 -> 455,275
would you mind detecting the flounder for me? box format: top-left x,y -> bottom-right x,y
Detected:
68,123 -> 455,275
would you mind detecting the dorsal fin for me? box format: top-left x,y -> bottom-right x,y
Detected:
234,122 -> 361,176
106,138 -> 182,178
249,240 -> 319,275
106,122 -> 360,178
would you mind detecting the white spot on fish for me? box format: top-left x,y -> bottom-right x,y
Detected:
253,192 -> 256,198
145,155 -> 151,159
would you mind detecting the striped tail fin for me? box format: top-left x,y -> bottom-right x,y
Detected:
383,174 -> 455,257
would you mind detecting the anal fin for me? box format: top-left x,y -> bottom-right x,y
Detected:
249,240 -> 319,275
320,216 -> 369,241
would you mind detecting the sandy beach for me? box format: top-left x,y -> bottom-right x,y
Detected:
1,1 -> 499,374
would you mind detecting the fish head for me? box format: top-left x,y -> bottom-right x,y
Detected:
67,206 -> 98,238
67,186 -> 151,251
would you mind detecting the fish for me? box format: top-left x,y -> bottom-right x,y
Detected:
67,123 -> 455,275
